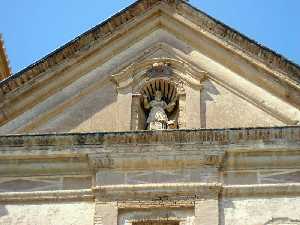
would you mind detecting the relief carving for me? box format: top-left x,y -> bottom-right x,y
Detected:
147,62 -> 172,78
140,78 -> 180,130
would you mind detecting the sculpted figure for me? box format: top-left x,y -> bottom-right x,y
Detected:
143,90 -> 176,130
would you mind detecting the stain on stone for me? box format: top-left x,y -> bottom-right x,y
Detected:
264,217 -> 300,225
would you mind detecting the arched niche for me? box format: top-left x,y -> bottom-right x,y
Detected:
112,58 -> 207,131
138,78 -> 179,130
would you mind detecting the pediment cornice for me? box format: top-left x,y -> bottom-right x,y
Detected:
0,0 -> 299,98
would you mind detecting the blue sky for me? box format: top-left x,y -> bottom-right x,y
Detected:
1,0 -> 299,73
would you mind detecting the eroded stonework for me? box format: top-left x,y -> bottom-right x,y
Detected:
0,0 -> 300,224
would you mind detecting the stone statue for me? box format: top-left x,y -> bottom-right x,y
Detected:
143,90 -> 176,130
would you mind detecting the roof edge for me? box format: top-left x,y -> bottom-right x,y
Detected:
0,0 -> 299,95
185,2 -> 300,77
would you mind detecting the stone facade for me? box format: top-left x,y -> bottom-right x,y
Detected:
0,0 -> 300,224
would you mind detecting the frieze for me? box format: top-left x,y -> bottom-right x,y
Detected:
0,126 -> 299,147
93,183 -> 222,201
0,183 -> 300,203
88,148 -> 224,169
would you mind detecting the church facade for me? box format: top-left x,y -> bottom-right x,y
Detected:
0,0 -> 300,224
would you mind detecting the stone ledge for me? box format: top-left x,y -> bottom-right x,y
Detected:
0,126 -> 299,148
1,183 -> 300,203
223,183 -> 300,197
0,189 -> 94,203
117,200 -> 195,209
93,183 -> 222,201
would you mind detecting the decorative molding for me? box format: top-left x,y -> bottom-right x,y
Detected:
1,0 -> 297,98
117,200 -> 195,209
147,62 -> 173,78
93,183 -> 222,201
0,183 -> 300,202
0,126 -> 298,148
111,57 -> 207,92
0,0 -> 178,95
223,183 -> 300,197
0,189 -> 94,203
175,3 -> 300,85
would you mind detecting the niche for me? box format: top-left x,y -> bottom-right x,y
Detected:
131,77 -> 183,130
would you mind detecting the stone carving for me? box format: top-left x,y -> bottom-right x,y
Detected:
147,62 -> 172,78
143,90 -> 177,130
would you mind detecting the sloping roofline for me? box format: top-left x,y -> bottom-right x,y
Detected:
0,0 -> 299,95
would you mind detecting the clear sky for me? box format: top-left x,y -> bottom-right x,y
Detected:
1,0 -> 299,73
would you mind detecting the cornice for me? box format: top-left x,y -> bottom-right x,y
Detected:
93,183 -> 222,201
1,183 -> 300,203
175,3 -> 300,85
0,189 -> 94,203
0,0 -> 177,96
223,183 -> 300,197
117,200 -> 195,209
0,126 -> 299,148
0,0 -> 299,98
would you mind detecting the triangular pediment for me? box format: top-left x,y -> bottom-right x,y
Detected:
0,0 -> 299,134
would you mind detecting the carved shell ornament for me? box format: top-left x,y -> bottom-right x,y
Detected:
140,78 -> 178,130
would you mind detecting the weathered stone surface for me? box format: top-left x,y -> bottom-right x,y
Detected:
94,202 -> 118,225
1,1 -> 300,132
1,0 -> 300,224
222,197 -> 300,225
118,208 -> 194,225
0,202 -> 94,225
195,199 -> 219,225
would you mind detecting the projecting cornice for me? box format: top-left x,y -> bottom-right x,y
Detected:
0,126 -> 299,149
0,0 -> 299,97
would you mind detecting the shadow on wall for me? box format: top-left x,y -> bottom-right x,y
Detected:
219,199 -> 235,225
0,205 -> 8,218
200,79 -> 220,128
